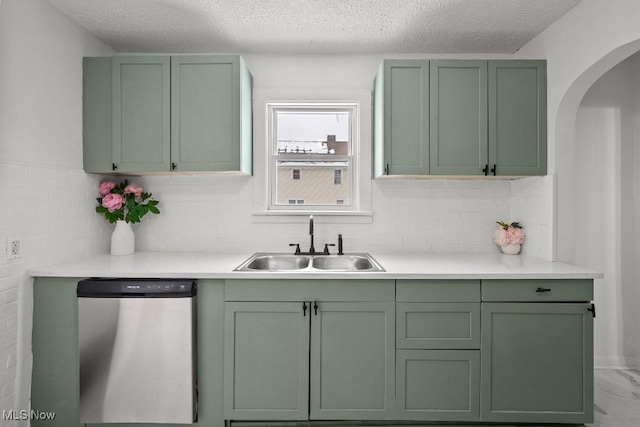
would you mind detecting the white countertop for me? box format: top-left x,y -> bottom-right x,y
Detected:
29,251 -> 603,280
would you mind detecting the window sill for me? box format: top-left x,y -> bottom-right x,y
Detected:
251,210 -> 373,224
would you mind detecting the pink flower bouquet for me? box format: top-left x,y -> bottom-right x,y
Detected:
96,180 -> 160,223
493,221 -> 525,246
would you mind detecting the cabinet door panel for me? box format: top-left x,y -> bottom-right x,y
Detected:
384,60 -> 430,175
310,302 -> 395,420
171,56 -> 240,171
396,350 -> 480,421
224,302 -> 309,420
481,303 -> 593,424
112,56 -> 170,172
397,303 -> 480,349
489,60 -> 547,175
430,61 -> 488,175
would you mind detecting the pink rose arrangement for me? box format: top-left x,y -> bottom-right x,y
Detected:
96,180 -> 160,224
493,221 -> 525,246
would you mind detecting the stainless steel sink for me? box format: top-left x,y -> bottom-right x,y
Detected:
312,254 -> 384,271
234,253 -> 384,272
239,254 -> 310,271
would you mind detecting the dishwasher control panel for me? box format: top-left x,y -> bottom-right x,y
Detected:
77,278 -> 196,298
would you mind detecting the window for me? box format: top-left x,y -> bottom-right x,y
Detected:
268,103 -> 358,211
334,169 -> 342,185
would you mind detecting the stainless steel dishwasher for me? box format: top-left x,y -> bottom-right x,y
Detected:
77,278 -> 197,424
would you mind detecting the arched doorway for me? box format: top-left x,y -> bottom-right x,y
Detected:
555,41 -> 640,368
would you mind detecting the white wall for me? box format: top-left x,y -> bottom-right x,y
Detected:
0,0 -> 114,420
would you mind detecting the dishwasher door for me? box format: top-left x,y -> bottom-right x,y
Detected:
77,279 -> 197,424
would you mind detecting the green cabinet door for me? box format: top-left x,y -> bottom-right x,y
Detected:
374,60 -> 430,176
310,302 -> 395,420
112,56 -> 171,172
430,60 -> 488,175
481,302 -> 594,424
396,350 -> 480,421
224,302 -> 310,420
171,56 -> 252,172
489,60 -> 547,176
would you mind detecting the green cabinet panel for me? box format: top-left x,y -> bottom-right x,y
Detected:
171,56 -> 251,172
112,56 -> 171,172
396,350 -> 480,421
480,302 -> 594,424
489,60 -> 547,176
83,58 -> 113,174
84,55 -> 252,174
397,303 -> 480,349
430,60 -> 488,175
310,302 -> 395,420
373,60 -> 430,176
223,302 -> 309,420
31,278 -> 226,427
396,279 -> 481,302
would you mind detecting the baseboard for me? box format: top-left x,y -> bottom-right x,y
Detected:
595,355 -> 640,369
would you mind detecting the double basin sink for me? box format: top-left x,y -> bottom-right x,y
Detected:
234,253 -> 385,272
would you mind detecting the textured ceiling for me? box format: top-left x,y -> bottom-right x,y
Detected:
47,0 -> 582,54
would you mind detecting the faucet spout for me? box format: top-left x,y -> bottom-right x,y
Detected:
309,215 -> 315,253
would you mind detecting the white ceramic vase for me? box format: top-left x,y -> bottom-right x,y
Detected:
500,243 -> 521,255
111,220 -> 134,256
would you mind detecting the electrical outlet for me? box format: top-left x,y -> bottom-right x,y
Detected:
7,237 -> 21,260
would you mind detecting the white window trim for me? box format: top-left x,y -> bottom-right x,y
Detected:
266,102 -> 360,212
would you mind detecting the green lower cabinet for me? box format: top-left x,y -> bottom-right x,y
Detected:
480,302 -> 594,424
396,350 -> 480,421
223,301 -> 395,421
310,302 -> 396,420
223,302 -> 310,420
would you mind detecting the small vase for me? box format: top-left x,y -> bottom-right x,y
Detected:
500,243 -> 521,255
111,220 -> 134,256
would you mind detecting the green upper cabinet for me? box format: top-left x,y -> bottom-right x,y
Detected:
112,56 -> 171,172
83,55 -> 252,174
430,60 -> 488,175
373,60 -> 430,176
488,60 -> 547,176
373,59 -> 546,177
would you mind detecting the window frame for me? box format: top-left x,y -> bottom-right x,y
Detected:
267,102 -> 359,212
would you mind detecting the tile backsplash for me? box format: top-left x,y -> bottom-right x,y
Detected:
134,175 -> 552,259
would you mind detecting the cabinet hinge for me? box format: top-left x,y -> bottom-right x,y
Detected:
588,303 -> 596,318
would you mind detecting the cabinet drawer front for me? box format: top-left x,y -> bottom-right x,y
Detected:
397,280 -> 480,302
397,303 -> 480,349
396,350 -> 480,421
482,279 -> 593,302
225,279 -> 395,302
